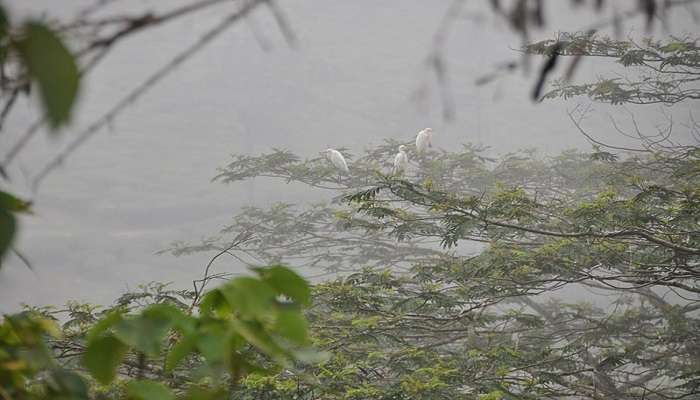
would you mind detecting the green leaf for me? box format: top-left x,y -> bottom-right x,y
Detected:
83,334 -> 128,385
125,380 -> 174,400
165,334 -> 197,372
231,319 -> 289,364
195,322 -> 230,364
86,309 -> 123,341
228,352 -> 269,377
113,308 -> 175,356
198,289 -> 230,316
0,191 -> 32,213
274,308 -> 308,345
219,277 -> 276,318
0,210 -> 16,260
255,265 -> 311,306
47,370 -> 89,399
15,22 -> 80,128
145,303 -> 193,334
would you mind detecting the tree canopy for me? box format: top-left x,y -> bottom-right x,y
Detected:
167,130 -> 698,399
1,1 -> 700,399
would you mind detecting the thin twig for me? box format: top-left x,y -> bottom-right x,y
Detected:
1,0 -> 244,175
189,231 -> 254,312
30,0 -> 269,194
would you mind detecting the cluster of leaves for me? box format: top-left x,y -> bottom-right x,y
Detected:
13,131 -> 696,399
234,269 -> 698,399
145,31 -> 700,398
0,191 -> 30,261
474,1 -> 691,99
176,140 -> 699,282
0,312 -> 90,399
1,266 -> 317,399
527,33 -> 700,105
161,201 -> 448,273
164,89 -> 699,397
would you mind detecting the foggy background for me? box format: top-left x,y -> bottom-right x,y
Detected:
0,0 -> 697,311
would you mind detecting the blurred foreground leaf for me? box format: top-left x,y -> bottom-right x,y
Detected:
0,209 -> 15,260
126,380 -> 174,400
16,22 -> 79,128
83,334 -> 128,385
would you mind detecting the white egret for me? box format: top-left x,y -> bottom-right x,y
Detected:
415,128 -> 434,154
393,145 -> 409,175
321,148 -> 349,175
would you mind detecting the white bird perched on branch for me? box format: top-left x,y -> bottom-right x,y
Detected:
321,148 -> 349,175
415,128 -> 434,153
393,145 -> 408,176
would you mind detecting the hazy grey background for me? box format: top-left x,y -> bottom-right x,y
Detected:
0,1 -> 697,311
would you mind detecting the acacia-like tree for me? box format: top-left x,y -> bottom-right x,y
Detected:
163,34 -> 700,399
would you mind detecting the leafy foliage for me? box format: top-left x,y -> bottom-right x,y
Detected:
527,33 -> 700,105
14,22 -> 80,128
165,107 -> 699,398
0,311 -> 89,399
1,266 -> 316,399
0,191 -> 31,263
